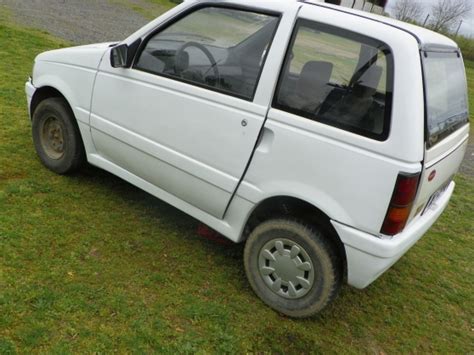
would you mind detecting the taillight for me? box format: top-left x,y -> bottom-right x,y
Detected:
381,172 -> 421,236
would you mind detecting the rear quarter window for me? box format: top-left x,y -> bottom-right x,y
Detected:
273,20 -> 394,140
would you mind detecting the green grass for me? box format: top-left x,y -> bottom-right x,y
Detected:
465,59 -> 474,137
1,7 -> 473,353
109,0 -> 176,20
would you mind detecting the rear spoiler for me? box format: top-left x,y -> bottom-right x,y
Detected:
421,43 -> 460,53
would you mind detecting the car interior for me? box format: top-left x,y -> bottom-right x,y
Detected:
276,48 -> 388,136
135,12 -> 279,99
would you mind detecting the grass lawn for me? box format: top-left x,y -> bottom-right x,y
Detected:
465,59 -> 474,137
1,7 -> 473,354
110,0 -> 176,19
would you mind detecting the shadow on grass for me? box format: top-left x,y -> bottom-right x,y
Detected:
64,164 -> 370,311
69,162 -> 245,254
58,164 -> 370,294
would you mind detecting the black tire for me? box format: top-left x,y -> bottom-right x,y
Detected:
244,219 -> 342,318
32,97 -> 85,174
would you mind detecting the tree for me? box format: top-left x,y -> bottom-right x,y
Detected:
393,0 -> 424,23
429,0 -> 472,32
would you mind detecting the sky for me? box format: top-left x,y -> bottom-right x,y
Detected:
385,0 -> 474,36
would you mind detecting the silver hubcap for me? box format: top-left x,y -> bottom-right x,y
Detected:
258,239 -> 314,299
40,116 -> 65,160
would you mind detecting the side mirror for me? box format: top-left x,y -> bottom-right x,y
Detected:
110,39 -> 142,69
110,44 -> 129,68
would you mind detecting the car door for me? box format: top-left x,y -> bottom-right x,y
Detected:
89,5 -> 281,218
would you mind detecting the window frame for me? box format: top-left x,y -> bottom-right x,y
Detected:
131,3 -> 282,102
272,19 -> 394,141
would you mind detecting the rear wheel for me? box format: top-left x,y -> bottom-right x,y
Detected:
32,97 -> 85,174
244,219 -> 342,318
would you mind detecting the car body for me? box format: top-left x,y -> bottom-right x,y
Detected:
26,0 -> 470,316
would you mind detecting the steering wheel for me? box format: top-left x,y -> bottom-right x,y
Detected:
175,41 -> 220,87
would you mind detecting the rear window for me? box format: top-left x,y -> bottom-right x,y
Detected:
423,51 -> 469,147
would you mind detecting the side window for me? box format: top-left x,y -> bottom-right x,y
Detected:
135,6 -> 279,100
273,20 -> 393,140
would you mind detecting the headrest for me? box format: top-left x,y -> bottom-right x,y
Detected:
300,61 -> 333,84
297,61 -> 333,99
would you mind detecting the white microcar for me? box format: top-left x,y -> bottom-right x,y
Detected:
26,0 -> 470,317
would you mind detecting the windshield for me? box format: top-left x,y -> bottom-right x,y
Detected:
423,51 -> 469,147
158,7 -> 277,49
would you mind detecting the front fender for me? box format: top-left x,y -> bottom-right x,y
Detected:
29,61 -> 100,157
33,63 -> 96,125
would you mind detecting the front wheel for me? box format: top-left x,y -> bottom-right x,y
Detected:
32,97 -> 85,174
244,219 -> 342,318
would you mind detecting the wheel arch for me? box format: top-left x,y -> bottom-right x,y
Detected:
30,86 -> 70,119
242,195 -> 347,277
30,84 -> 92,160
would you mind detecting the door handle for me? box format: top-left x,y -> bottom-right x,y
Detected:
255,127 -> 274,153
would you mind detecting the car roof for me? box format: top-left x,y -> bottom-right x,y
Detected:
214,0 -> 458,51
299,1 -> 458,51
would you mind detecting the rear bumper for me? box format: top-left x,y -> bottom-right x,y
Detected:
25,78 -> 36,119
332,181 -> 455,289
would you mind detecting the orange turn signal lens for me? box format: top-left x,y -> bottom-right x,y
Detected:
381,206 -> 412,236
381,172 -> 421,236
